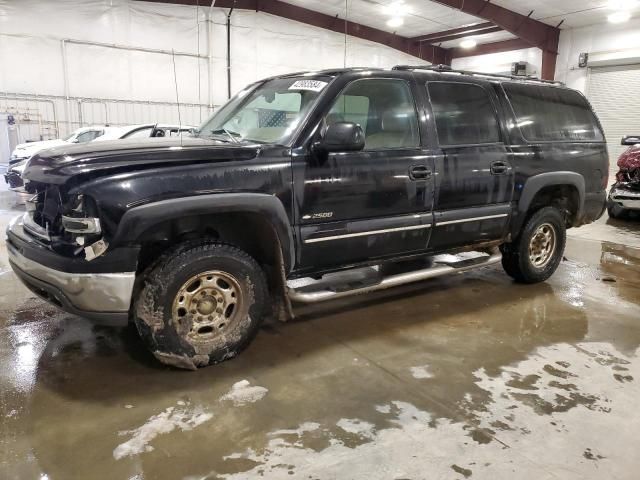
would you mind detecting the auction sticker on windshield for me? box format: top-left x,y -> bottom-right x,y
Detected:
289,80 -> 328,92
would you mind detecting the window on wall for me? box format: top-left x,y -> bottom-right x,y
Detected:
428,82 -> 501,146
503,83 -> 604,142
325,78 -> 419,150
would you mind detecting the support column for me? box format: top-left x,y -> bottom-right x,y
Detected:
541,49 -> 557,81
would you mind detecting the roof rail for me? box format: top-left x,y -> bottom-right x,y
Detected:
392,64 -> 564,86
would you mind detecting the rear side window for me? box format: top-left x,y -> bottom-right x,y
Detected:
504,84 -> 604,142
428,82 -> 501,146
124,127 -> 153,139
76,130 -> 103,143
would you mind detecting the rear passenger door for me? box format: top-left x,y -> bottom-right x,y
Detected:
426,81 -> 514,250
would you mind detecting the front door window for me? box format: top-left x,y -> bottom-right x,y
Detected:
325,78 -> 420,150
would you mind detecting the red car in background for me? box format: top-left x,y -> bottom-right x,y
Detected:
608,135 -> 640,219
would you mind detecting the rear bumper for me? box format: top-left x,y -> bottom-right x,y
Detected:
6,216 -> 136,326
582,190 -> 607,223
609,185 -> 640,210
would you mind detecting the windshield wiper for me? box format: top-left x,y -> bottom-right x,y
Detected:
209,128 -> 242,144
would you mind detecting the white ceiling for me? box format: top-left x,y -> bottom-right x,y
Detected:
491,0 -> 626,29
284,0 -> 486,37
283,0 -> 634,47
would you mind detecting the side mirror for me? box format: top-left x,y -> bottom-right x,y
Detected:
621,135 -> 640,146
320,122 -> 365,153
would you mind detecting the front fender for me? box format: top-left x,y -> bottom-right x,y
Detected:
111,193 -> 294,271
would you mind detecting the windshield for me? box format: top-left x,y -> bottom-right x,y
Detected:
196,76 -> 332,144
63,132 -> 76,142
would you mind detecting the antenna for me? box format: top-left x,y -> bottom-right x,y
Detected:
171,49 -> 183,146
195,0 -> 202,122
343,0 -> 348,68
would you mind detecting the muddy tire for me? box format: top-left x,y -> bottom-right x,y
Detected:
607,202 -> 629,219
500,207 -> 566,284
134,241 -> 268,370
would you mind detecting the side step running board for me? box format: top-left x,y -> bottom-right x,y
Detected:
287,250 -> 502,304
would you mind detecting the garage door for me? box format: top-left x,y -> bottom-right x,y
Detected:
587,64 -> 640,177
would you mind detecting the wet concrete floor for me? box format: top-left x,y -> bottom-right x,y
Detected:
0,186 -> 639,480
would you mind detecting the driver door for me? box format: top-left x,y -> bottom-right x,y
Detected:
294,77 -> 434,271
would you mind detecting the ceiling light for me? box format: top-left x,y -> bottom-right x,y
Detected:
460,39 -> 477,49
608,11 -> 631,23
382,1 -> 411,16
387,17 -> 404,28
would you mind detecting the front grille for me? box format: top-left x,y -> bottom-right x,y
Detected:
31,186 -> 66,236
5,172 -> 23,189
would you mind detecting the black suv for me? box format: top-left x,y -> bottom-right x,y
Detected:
6,66 -> 608,369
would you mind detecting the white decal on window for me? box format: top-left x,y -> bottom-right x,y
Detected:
289,80 -> 328,92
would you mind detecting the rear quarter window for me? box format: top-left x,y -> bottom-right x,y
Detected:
504,83 -> 604,142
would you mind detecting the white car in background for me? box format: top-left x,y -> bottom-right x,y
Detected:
5,124 -> 195,191
9,126 -> 107,165
96,123 -> 196,141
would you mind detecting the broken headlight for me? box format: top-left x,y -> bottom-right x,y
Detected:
61,194 -> 101,234
61,194 -> 107,260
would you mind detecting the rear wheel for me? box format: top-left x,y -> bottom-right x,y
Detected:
500,207 -> 566,284
134,241 -> 268,370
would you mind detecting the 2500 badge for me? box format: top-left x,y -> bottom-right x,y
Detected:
302,212 -> 334,220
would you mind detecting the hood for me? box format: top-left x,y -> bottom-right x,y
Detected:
618,145 -> 640,170
12,139 -> 67,159
22,136 -> 261,185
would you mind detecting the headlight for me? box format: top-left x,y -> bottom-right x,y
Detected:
61,194 -> 102,234
61,216 -> 102,234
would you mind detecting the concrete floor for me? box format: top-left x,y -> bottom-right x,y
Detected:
1,182 -> 639,480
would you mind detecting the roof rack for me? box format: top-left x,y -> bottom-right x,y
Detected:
392,64 -> 564,86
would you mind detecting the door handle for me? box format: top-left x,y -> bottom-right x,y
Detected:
490,161 -> 509,175
409,165 -> 432,180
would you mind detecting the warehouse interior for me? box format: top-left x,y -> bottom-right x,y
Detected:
1,1 -> 639,479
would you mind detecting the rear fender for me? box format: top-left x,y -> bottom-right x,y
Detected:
513,172 -> 585,234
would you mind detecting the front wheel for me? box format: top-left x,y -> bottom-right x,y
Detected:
500,207 -> 566,284
134,241 -> 268,370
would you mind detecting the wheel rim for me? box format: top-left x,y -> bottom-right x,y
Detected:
172,270 -> 244,342
528,223 -> 557,269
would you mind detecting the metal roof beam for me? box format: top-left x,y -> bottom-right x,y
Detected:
411,22 -> 500,43
416,25 -> 503,44
428,0 -> 559,53
450,38 -> 531,58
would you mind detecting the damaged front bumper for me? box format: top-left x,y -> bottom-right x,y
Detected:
6,215 -> 138,326
609,184 -> 640,211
